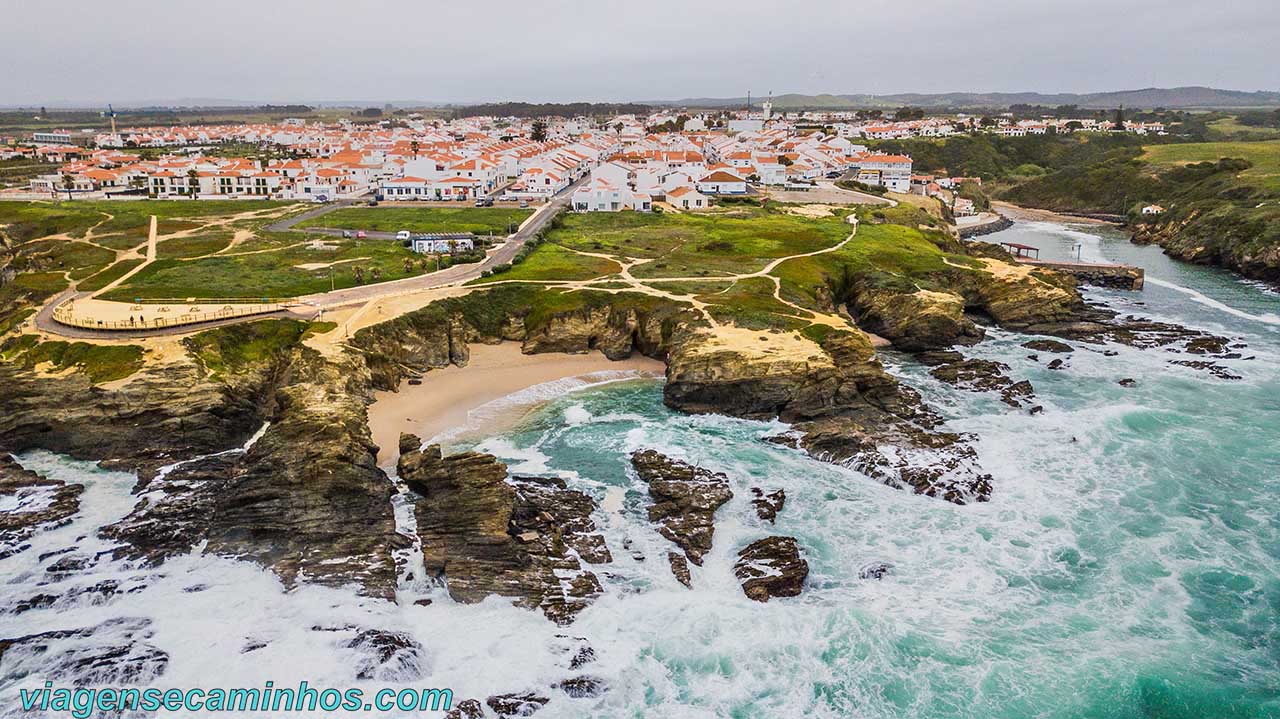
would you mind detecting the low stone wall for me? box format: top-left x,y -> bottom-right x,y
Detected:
1028,261 -> 1144,290
957,215 -> 1014,239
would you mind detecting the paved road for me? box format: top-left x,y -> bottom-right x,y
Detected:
300,180 -> 580,309
34,178 -> 584,337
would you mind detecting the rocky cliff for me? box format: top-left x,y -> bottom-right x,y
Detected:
397,437 -> 610,624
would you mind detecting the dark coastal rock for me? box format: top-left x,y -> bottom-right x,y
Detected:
667,552 -> 692,588
1170,359 -> 1242,380
445,699 -> 486,719
750,488 -> 786,523
486,692 -> 549,717
0,618 -> 168,686
1022,339 -> 1074,354
555,635 -> 596,669
630,450 -> 733,575
921,353 -> 1037,408
0,454 -> 83,559
859,561 -> 893,580
399,437 -> 610,624
1118,378 -> 1137,387
6,580 -> 125,615
557,676 -> 607,699
1047,358 -> 1066,370
342,629 -> 425,681
734,536 -> 808,602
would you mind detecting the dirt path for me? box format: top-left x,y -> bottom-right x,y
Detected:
92,215 -> 156,296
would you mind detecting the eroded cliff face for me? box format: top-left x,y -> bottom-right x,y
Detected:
1132,207 -> 1280,284
0,358 -> 270,480
662,325 -> 993,503
100,346 -> 401,599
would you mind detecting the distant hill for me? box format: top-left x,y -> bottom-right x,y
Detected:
663,87 -> 1280,111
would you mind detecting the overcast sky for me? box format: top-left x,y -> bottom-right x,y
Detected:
4,0 -> 1275,106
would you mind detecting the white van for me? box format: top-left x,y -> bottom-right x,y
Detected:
395,230 -> 411,241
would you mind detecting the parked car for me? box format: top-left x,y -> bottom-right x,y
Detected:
519,200 -> 529,208
454,195 -> 467,201
367,199 -> 378,207
474,197 -> 493,207
356,231 -> 367,239
396,230 -> 411,241
341,230 -> 353,238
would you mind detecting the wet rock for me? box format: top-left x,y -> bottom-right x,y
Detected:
445,699 -> 485,719
667,552 -> 691,588
1022,339 -> 1073,354
1170,360 -> 1242,380
241,639 -> 268,653
413,598 -> 433,607
859,561 -> 893,580
557,676 -> 607,699
734,536 -> 808,602
0,618 -> 168,685
1047,358 -> 1066,370
342,629 -> 425,681
750,488 -> 786,523
0,455 -> 83,559
486,692 -> 549,717
1118,378 -> 1137,387
560,637 -> 596,669
923,354 -> 1036,408
630,450 -> 732,571
399,438 -> 611,624
7,580 -> 121,614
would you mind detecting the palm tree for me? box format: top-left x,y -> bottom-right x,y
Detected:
410,140 -> 420,159
353,266 -> 365,284
403,258 -> 413,274
61,173 -> 76,201
370,267 -> 382,281
186,168 -> 200,199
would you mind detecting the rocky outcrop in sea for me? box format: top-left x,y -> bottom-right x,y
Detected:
630,449 -> 733,587
397,437 -> 610,624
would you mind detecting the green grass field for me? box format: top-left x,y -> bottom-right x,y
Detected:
1205,118 -> 1280,142
546,206 -> 854,279
471,243 -> 620,284
101,233 -> 469,300
319,207 -> 533,236
1142,141 -> 1280,193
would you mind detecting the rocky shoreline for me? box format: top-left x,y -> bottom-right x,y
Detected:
0,222 -> 1248,630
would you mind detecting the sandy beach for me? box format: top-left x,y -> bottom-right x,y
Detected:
367,342 -> 665,466
992,201 -> 1117,226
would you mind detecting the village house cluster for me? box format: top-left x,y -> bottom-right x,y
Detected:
5,104 -> 1046,218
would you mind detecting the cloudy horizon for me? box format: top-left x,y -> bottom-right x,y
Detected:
4,0 -> 1277,107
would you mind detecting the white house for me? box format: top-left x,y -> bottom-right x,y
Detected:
696,169 -> 748,195
666,186 -> 709,210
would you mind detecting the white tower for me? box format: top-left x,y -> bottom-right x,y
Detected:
762,92 -> 773,121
